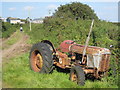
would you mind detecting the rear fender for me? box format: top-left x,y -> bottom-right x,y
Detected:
41,40 -> 56,53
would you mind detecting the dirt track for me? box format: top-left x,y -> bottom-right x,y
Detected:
2,32 -> 32,60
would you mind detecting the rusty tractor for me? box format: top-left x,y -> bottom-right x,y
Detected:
29,20 -> 111,86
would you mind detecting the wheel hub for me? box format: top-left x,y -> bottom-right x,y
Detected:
31,50 -> 43,72
35,53 -> 43,69
71,72 -> 77,82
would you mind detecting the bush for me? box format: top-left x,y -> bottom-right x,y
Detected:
2,22 -> 19,38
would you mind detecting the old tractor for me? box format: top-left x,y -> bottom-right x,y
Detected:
29,20 -> 111,85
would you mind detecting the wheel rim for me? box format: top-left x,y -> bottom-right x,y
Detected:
31,50 -> 43,72
71,71 -> 78,82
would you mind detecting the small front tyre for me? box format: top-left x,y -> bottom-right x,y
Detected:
70,66 -> 85,86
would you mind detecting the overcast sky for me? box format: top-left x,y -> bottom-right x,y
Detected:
1,0 -> 119,22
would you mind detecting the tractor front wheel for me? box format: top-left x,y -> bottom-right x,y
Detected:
70,66 -> 85,86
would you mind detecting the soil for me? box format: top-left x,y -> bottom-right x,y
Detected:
1,32 -> 32,61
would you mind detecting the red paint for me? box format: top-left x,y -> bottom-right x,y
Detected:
59,40 -> 76,52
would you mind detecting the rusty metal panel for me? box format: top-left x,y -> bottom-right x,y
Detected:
83,69 -> 94,74
69,44 -> 111,55
87,54 -> 94,67
87,54 -> 102,69
106,55 -> 110,70
93,54 -> 102,68
56,51 -> 69,66
70,44 -> 101,55
99,54 -> 110,72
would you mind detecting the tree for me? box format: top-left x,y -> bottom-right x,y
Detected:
53,2 -> 98,20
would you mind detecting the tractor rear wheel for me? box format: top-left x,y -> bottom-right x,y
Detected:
70,66 -> 85,86
29,42 -> 53,73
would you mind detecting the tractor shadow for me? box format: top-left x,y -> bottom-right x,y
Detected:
85,74 -> 102,82
85,74 -> 96,81
53,65 -> 70,74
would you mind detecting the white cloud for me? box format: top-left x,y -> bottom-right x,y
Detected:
9,7 -> 16,11
47,4 -> 58,10
24,6 -> 34,11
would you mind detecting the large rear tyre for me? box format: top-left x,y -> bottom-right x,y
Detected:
70,66 -> 85,86
29,42 -> 53,73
